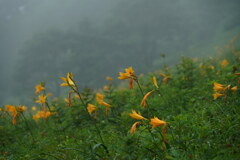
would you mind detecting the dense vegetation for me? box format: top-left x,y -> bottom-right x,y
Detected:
0,38 -> 239,159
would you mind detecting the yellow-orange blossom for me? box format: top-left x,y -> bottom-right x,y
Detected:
118,67 -> 136,89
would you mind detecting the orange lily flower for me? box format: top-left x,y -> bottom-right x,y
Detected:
129,110 -> 146,120
106,76 -> 113,81
38,111 -> 51,120
140,90 -> 155,108
160,73 -> 171,84
31,106 -> 37,112
221,59 -> 229,68
35,93 -> 51,104
96,93 -> 112,108
231,86 -> 238,92
96,93 -> 112,116
213,92 -> 224,100
150,117 -> 167,142
35,83 -> 45,95
150,117 -> 167,128
33,114 -> 41,123
60,72 -> 75,87
213,82 -> 224,92
87,104 -> 97,118
87,104 -> 97,114
130,121 -> 141,134
118,67 -> 135,79
118,67 -> 136,89
152,76 -> 159,88
5,105 -> 18,125
17,105 -> 27,112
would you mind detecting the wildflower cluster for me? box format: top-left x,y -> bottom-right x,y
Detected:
118,67 -> 168,145
0,45 -> 239,159
33,82 -> 53,122
5,105 -> 27,125
213,82 -> 237,100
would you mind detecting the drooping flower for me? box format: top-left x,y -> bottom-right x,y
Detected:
221,59 -> 229,68
129,110 -> 146,120
118,72 -> 130,80
150,117 -> 167,128
152,76 -> 159,88
150,117 -> 167,142
35,83 -> 45,95
60,72 -> 75,87
96,93 -> 104,102
87,104 -> 97,114
74,93 -> 80,99
140,90 -> 155,108
231,86 -> 238,92
96,93 -> 112,108
96,93 -> 112,116
100,100 -> 112,108
213,92 -> 224,100
5,105 -> 18,125
213,82 -> 236,94
212,82 -> 237,100
130,121 -> 141,134
160,73 -> 171,84
213,82 -> 224,92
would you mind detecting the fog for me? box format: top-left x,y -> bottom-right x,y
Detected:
1,0 -> 240,105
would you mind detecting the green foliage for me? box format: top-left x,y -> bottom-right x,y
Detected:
1,46 -> 240,159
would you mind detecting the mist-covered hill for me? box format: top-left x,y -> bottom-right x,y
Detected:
0,0 -> 240,105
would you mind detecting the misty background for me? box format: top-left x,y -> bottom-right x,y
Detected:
0,0 -> 240,105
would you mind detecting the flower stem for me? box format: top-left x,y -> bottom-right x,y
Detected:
68,79 -> 110,156
20,112 -> 35,142
135,78 -> 151,118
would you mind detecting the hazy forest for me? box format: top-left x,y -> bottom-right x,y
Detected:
0,0 -> 240,159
